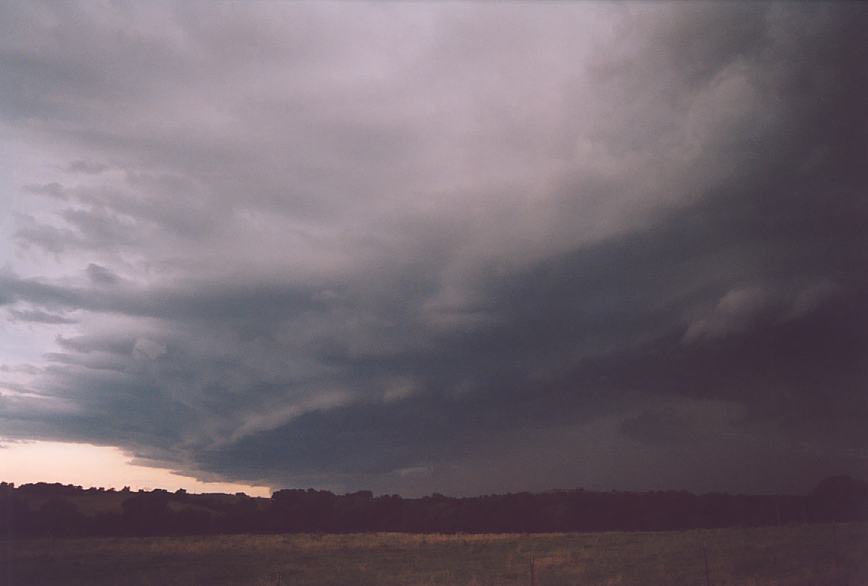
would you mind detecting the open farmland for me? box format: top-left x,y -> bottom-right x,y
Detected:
2,522 -> 866,586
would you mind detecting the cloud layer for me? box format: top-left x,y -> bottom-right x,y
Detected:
1,1 -> 867,495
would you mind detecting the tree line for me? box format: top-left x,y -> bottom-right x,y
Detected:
1,475 -> 866,538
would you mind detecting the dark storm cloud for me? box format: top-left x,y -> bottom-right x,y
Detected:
1,1 -> 867,495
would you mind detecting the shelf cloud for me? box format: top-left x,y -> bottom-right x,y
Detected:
1,1 -> 866,495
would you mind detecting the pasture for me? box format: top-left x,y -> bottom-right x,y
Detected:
2,522 -> 866,585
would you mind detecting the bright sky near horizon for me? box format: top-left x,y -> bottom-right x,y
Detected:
1,440 -> 271,497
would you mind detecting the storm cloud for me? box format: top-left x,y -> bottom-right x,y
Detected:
1,1 -> 866,495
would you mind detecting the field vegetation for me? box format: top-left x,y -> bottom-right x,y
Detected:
2,522 -> 866,585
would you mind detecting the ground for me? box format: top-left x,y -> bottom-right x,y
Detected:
1,522 -> 866,585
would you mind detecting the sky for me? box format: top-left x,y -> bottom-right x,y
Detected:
1,1 -> 867,497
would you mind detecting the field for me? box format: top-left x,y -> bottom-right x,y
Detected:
2,523 -> 867,585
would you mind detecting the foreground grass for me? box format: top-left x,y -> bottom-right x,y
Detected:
1,523 -> 866,585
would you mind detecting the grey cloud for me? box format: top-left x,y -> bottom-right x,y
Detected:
621,408 -> 701,446
14,217 -> 79,255
23,183 -> 67,199
1,1 -> 866,496
0,271 -> 325,324
14,206 -> 138,255
56,334 -> 137,356
8,308 -> 77,324
86,263 -> 119,285
683,286 -> 774,343
60,208 -> 137,248
0,364 -> 42,376
65,160 -> 109,174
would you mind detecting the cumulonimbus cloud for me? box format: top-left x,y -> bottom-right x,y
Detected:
0,1 -> 866,495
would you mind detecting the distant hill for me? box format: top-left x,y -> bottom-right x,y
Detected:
2,477 -> 866,538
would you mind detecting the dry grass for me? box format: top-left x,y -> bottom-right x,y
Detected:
1,522 -> 866,585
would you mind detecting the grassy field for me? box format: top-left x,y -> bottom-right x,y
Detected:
1,522 -> 866,585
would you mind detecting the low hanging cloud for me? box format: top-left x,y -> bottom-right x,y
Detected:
0,1 -> 867,495
684,286 -> 773,343
683,280 -> 843,343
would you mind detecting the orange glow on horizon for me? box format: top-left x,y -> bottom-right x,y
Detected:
0,440 -> 271,497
